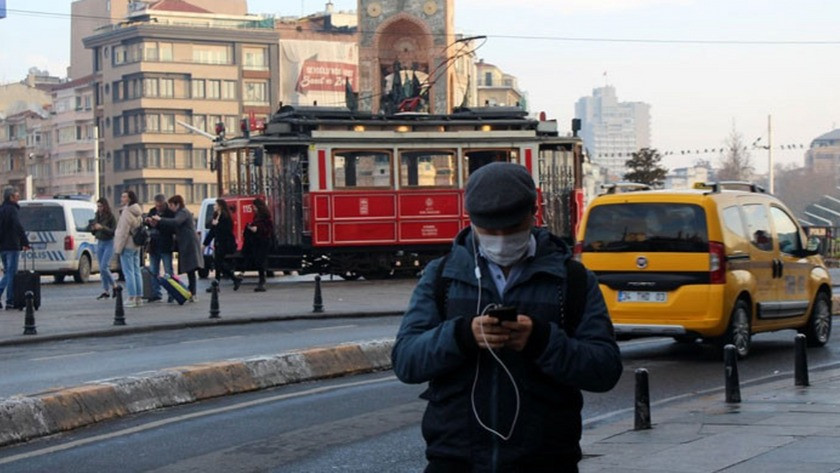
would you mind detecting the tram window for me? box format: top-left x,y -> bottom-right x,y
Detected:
400,151 -> 456,188
464,149 -> 516,180
333,151 -> 392,188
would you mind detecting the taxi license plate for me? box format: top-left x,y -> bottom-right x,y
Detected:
618,291 -> 667,303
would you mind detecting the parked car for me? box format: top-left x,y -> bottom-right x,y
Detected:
576,181 -> 832,357
18,197 -> 117,283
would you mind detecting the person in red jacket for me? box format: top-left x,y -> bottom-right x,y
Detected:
242,198 -> 273,292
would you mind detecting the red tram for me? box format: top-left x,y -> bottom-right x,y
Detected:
214,106 -> 583,279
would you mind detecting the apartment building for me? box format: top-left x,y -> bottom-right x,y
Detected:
82,1 -> 280,209
47,77 -> 98,197
575,85 -> 651,182
475,59 -> 525,109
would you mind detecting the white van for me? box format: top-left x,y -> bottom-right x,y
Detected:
18,198 -> 113,283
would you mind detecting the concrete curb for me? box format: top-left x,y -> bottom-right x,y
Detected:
0,338 -> 396,447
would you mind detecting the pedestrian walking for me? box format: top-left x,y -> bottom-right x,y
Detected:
114,190 -> 144,308
89,197 -> 117,300
0,186 -> 31,310
151,195 -> 203,301
203,198 -> 242,292
145,194 -> 175,302
392,162 -> 623,472
242,198 -> 273,292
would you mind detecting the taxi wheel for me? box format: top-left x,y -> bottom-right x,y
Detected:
74,254 -> 91,283
720,299 -> 751,358
801,291 -> 832,347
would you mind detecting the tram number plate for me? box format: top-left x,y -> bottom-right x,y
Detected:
618,291 -> 667,303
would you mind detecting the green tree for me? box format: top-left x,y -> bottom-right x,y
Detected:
623,147 -> 668,185
716,128 -> 754,181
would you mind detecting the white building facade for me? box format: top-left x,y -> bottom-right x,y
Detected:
575,86 -> 650,182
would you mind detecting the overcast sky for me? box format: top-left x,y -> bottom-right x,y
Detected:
2,0 -> 839,172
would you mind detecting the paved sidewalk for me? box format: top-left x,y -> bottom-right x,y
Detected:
580,366 -> 840,472
0,275 -> 416,346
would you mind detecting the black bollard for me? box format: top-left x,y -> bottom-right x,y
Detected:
795,333 -> 809,387
113,286 -> 126,326
313,275 -> 324,313
724,344 -> 741,403
634,368 -> 651,430
23,291 -> 37,335
209,280 -> 221,319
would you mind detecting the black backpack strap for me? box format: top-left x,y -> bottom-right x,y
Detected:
433,252 -> 452,317
560,258 -> 588,335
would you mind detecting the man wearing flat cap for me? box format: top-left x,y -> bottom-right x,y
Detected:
393,162 -> 622,473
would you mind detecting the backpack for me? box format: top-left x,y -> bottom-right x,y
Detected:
132,224 -> 150,247
433,253 -> 588,335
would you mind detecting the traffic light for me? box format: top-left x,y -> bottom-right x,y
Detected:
253,147 -> 263,167
240,118 -> 250,139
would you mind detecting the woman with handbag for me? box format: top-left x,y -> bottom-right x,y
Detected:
113,190 -> 143,308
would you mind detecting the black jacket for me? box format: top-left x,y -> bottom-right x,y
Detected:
203,213 -> 237,256
0,201 -> 30,251
393,228 -> 622,471
90,211 -> 116,241
147,207 -> 175,254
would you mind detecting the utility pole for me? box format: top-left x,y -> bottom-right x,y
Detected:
768,115 -> 774,194
93,126 -> 100,202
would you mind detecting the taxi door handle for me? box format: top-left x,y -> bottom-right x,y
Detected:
777,259 -> 784,278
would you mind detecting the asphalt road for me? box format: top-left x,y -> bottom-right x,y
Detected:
2,329 -> 838,472
0,315 -> 403,398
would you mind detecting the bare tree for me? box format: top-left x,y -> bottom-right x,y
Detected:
716,128 -> 754,181
774,163 -> 835,216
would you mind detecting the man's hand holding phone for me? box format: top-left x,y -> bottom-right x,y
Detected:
472,306 -> 533,351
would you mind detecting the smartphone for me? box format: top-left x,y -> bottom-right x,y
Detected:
487,306 -> 518,323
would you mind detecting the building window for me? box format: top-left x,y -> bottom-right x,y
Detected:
193,149 -> 208,169
160,79 -> 174,98
161,114 -> 175,133
192,44 -> 232,65
191,79 -> 205,99
243,81 -> 268,105
144,78 -> 159,97
193,114 -> 206,132
145,114 -> 160,132
113,45 -> 127,66
207,80 -> 221,99
163,149 -> 176,168
243,47 -> 268,71
222,81 -> 236,100
225,116 -> 238,136
484,72 -> 492,86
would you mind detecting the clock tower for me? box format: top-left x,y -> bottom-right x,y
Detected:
358,0 -> 457,114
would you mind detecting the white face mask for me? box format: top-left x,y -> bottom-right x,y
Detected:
475,227 -> 531,267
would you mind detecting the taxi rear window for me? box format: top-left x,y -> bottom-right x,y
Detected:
583,203 -> 708,252
19,206 -> 67,232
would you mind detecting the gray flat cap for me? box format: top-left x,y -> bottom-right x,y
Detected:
465,162 -> 537,229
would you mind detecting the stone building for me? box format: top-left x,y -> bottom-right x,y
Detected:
357,0 -> 475,114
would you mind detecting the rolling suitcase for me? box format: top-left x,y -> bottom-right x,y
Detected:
13,251 -> 41,310
159,275 -> 191,305
141,267 -> 155,300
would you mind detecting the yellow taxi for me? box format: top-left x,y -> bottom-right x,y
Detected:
575,181 -> 832,357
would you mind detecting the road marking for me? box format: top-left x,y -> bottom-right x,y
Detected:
0,374 -> 398,465
179,335 -> 245,345
30,352 -> 96,362
307,324 -> 356,332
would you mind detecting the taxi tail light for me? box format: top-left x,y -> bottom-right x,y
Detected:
64,235 -> 75,251
709,241 -> 725,284
573,242 -> 583,261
